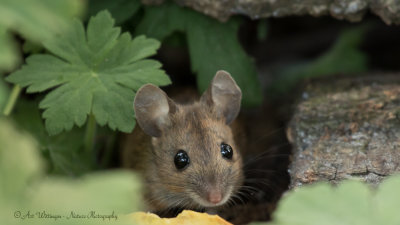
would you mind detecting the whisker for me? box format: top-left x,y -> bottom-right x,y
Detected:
244,181 -> 281,193
251,127 -> 285,145
244,169 -> 279,176
243,143 -> 291,167
230,193 -> 246,205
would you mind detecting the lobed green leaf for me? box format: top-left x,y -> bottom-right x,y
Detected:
12,101 -> 91,175
7,10 -> 171,135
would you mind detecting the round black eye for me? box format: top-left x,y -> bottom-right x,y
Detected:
174,150 -> 190,170
221,143 -> 233,159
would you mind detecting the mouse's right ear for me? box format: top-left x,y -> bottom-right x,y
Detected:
134,84 -> 176,137
201,70 -> 242,125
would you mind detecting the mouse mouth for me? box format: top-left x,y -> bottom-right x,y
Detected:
188,185 -> 234,208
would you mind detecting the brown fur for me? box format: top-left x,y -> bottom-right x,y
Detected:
122,71 -> 244,211
122,102 -> 244,211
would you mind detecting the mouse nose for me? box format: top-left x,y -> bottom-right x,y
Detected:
207,189 -> 222,204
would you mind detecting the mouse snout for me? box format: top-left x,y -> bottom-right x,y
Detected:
201,180 -> 228,206
188,171 -> 236,207
207,189 -> 222,204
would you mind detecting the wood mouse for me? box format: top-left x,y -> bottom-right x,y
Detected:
122,70 -> 244,212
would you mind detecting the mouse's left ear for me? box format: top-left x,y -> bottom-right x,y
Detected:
134,84 -> 177,137
201,70 -> 242,124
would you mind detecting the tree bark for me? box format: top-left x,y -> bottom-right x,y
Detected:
142,0 -> 400,25
287,75 -> 400,188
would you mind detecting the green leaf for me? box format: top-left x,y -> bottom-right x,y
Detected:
0,77 -> 8,110
0,25 -> 19,72
0,119 -> 43,205
259,175 -> 400,225
375,175 -> 400,225
0,119 -> 43,225
136,3 -> 262,107
0,0 -> 84,72
187,17 -> 262,107
87,0 -> 141,24
0,0 -> 85,43
135,3 -> 186,40
12,100 -> 91,176
0,118 -> 143,225
23,40 -> 44,54
7,11 -> 171,135
257,20 -> 268,42
275,182 -> 372,225
27,171 -> 142,225
270,26 -> 368,94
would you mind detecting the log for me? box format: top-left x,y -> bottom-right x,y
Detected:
142,0 -> 400,25
287,75 -> 400,188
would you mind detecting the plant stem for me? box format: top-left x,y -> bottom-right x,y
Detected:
84,113 -> 97,155
3,85 -> 21,116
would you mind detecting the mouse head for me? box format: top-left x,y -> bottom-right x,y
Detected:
134,70 -> 243,208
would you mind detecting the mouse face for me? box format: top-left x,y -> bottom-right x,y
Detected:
151,104 -> 243,208
134,70 -> 243,209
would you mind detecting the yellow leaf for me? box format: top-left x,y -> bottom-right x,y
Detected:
129,210 -> 232,225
